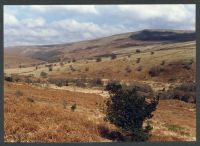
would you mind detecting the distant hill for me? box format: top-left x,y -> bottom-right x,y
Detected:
4,29 -> 196,67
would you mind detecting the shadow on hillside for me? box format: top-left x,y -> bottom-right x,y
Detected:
98,125 -> 125,141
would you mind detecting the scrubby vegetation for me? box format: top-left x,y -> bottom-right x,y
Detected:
110,54 -> 117,60
149,65 -> 164,77
136,49 -> 141,53
105,82 -> 159,141
158,82 -> 196,103
71,103 -> 77,111
96,57 -> 102,62
136,58 -> 141,64
40,71 -> 48,78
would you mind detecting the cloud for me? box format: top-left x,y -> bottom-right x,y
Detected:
22,17 -> 46,28
117,5 -> 194,23
30,5 -> 99,14
4,5 -> 195,47
4,12 -> 19,26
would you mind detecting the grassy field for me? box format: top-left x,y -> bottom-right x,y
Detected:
4,33 -> 196,142
4,82 -> 196,142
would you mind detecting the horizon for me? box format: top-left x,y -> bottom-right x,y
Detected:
4,28 -> 196,48
4,5 -> 195,47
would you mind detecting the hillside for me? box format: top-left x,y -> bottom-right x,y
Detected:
4,29 -> 196,67
4,29 -> 196,142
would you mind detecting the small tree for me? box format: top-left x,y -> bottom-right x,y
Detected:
71,103 -> 77,111
110,54 -> 117,60
160,60 -> 165,66
105,82 -> 159,141
40,71 -> 48,78
85,67 -> 89,72
49,66 -> 53,71
72,58 -> 76,62
136,49 -> 141,53
96,57 -> 102,62
136,58 -> 141,64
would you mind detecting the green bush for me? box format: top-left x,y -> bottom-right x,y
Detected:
40,71 -> 48,78
105,82 -> 159,141
49,66 -> 53,71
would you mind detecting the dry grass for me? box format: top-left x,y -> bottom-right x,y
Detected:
4,82 -> 114,142
4,82 -> 196,142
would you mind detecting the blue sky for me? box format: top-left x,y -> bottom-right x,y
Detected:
4,5 -> 195,47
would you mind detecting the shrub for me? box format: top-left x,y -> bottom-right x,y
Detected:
69,65 -> 76,72
48,78 -> 68,87
4,76 -> 13,82
105,82 -> 159,141
35,66 -> 38,70
136,58 -> 141,64
90,78 -> 103,87
96,57 -> 102,62
27,97 -> 34,103
19,64 -> 25,68
15,90 -> 23,97
49,66 -> 53,71
71,103 -> 77,111
40,71 -> 48,78
110,54 -> 117,60
149,65 -> 164,77
136,66 -> 143,71
136,49 -> 141,53
72,58 -> 76,62
151,51 -> 154,55
25,77 -> 32,84
158,82 -> 196,103
160,60 -> 165,66
75,79 -> 86,87
85,67 -> 89,72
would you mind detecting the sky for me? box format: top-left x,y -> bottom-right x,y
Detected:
4,5 -> 195,47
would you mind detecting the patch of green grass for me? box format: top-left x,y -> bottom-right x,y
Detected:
164,123 -> 190,136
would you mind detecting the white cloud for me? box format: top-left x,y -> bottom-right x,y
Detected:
118,5 -> 194,23
30,5 -> 99,14
22,17 -> 46,28
4,5 -> 195,47
4,12 -> 19,26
